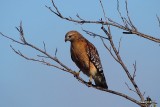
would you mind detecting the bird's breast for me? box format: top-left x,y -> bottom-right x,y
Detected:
71,42 -> 97,76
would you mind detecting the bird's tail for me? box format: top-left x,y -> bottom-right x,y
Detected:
93,72 -> 108,89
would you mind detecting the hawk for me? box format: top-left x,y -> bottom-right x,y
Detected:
65,30 -> 108,89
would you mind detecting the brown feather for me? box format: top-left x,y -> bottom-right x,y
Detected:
65,31 -> 108,89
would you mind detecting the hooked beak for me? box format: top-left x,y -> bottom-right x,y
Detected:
65,38 -> 68,42
65,34 -> 69,42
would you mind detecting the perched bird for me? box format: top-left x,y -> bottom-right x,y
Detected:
65,30 -> 108,89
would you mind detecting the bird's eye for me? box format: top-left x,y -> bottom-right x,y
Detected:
68,35 -> 71,38
68,35 -> 72,38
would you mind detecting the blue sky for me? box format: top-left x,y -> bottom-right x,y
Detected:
0,0 -> 160,107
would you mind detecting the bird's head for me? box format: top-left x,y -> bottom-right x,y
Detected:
65,30 -> 82,42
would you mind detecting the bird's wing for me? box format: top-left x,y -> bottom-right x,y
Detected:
85,40 -> 103,73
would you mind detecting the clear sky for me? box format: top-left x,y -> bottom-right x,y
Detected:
0,0 -> 160,107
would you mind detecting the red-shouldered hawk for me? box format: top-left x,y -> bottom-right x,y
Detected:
65,30 -> 108,89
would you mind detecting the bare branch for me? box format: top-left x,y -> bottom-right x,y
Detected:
6,22 -> 74,75
108,18 -> 124,28
156,15 -> 160,28
10,45 -> 67,71
133,61 -> 137,79
118,36 -> 123,54
76,74 -> 142,106
143,92 -> 146,97
124,29 -> 160,43
43,41 -> 47,52
37,55 -> 49,58
47,0 -> 62,17
82,29 -> 108,39
100,38 -> 119,62
101,26 -> 145,102
50,0 -> 62,16
117,0 -> 126,27
125,0 -> 136,30
76,14 -> 85,21
15,21 -> 27,44
117,0 -> 136,31
99,0 -> 107,21
0,32 -> 24,45
125,82 -> 137,93
55,48 -> 58,57
45,0 -> 160,43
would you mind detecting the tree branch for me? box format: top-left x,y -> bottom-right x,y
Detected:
82,29 -> 108,39
125,0 -> 136,30
133,61 -> 137,80
99,0 -> 107,21
10,45 -> 67,71
46,0 -> 160,43
0,22 -> 146,107
117,0 -> 126,27
125,82 -> 137,94
118,36 -> 123,54
43,41 -> 47,52
156,15 -> 160,28
0,32 -> 24,45
101,26 -> 145,102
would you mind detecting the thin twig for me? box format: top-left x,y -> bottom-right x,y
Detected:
118,36 -> 123,54
16,21 -> 27,44
100,38 -> 119,62
43,41 -> 47,52
83,29 -> 108,39
55,48 -> 58,57
117,0 -> 126,27
124,17 -> 133,29
14,22 -> 74,75
125,82 -> 137,93
143,92 -> 146,97
99,0 -> 107,21
125,0 -> 136,30
50,0 -> 62,16
76,14 -> 85,21
133,61 -> 137,79
10,45 -> 68,72
0,32 -> 24,45
156,15 -> 160,28
37,55 -> 49,58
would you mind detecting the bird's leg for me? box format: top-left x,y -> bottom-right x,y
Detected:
88,75 -> 92,87
74,70 -> 81,78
